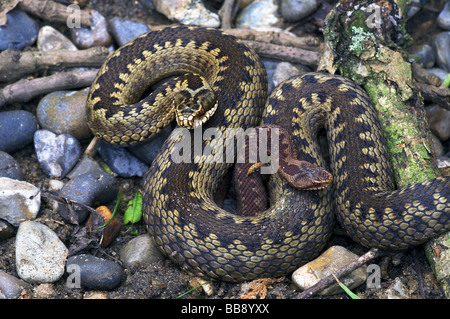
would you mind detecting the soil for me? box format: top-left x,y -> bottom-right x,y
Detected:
0,0 -> 447,301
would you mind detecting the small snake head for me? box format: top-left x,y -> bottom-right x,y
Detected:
174,74 -> 218,129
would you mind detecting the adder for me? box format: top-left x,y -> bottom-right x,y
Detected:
87,26 -> 450,283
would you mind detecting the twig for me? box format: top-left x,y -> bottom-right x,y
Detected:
295,248 -> 381,299
0,47 -> 109,83
0,69 -> 98,108
244,40 -> 320,66
18,0 -> 91,26
218,0 -> 235,29
415,82 -> 450,110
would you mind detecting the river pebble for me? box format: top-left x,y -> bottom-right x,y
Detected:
236,0 -> 280,28
34,130 -> 82,178
97,140 -> 149,177
0,110 -> 39,154
59,171 -> 119,224
36,89 -> 92,140
0,151 -> 23,180
37,25 -> 78,52
0,177 -> 40,226
108,17 -> 150,46
66,254 -> 123,290
152,0 -> 220,27
0,270 -> 32,299
119,234 -> 164,268
292,246 -> 367,295
437,0 -> 450,30
70,10 -> 112,49
433,31 -> 450,72
426,105 -> 450,141
0,9 -> 39,51
281,0 -> 319,22
411,44 -> 436,68
15,221 -> 68,284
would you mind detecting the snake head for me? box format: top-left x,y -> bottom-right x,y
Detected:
174,74 -> 218,129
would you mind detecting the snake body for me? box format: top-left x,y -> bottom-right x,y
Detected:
87,26 -> 450,283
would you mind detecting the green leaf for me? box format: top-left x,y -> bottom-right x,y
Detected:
123,191 -> 143,225
443,73 -> 450,88
331,273 -> 361,299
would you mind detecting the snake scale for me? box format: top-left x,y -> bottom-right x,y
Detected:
87,26 -> 450,283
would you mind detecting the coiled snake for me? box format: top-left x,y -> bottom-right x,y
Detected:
87,26 -> 450,283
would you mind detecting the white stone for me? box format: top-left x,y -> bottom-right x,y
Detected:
0,177 -> 40,226
119,234 -> 164,268
15,221 -> 68,283
292,246 -> 367,295
153,0 -> 220,28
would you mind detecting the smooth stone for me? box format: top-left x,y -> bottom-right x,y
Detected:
0,110 -> 39,153
108,17 -> 150,46
37,25 -> 78,52
36,89 -> 92,140
59,171 -> 119,224
272,62 -> 306,88
281,0 -> 319,22
437,0 -> 450,30
0,177 -> 40,226
128,125 -> 172,165
411,44 -> 436,68
0,151 -> 23,180
0,220 -> 14,241
0,270 -> 32,299
97,141 -> 149,177
426,105 -> 450,141
0,9 -> 39,50
34,130 -> 82,178
70,10 -> 112,49
292,246 -> 367,295
119,234 -> 164,268
433,31 -> 450,72
15,221 -> 69,284
153,0 -> 220,27
66,254 -> 123,290
236,0 -> 280,28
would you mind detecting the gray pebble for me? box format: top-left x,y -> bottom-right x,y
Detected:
433,31 -> 450,72
37,25 -> 78,52
15,221 -> 68,284
0,110 -> 39,153
34,130 -> 81,178
119,234 -> 164,268
411,44 -> 436,68
437,0 -> 450,30
108,17 -> 150,46
36,89 -> 92,140
281,0 -> 319,22
59,171 -> 118,224
66,254 -> 123,290
236,0 -> 280,28
0,151 -> 23,180
0,177 -> 40,226
0,270 -> 32,299
0,9 -> 39,51
97,140 -> 149,177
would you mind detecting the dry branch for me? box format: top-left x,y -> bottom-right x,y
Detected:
0,47 -> 109,83
0,69 -> 98,108
18,0 -> 91,26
